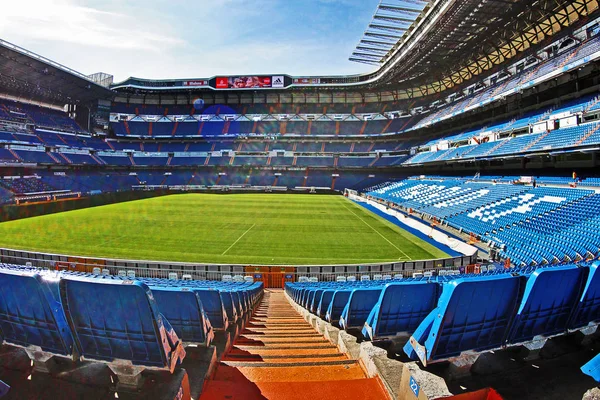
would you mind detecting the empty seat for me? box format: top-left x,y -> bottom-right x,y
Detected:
569,262 -> 600,330
326,290 -> 352,326
340,288 -> 383,330
508,265 -> 587,344
405,274 -> 524,365
195,289 -> 228,331
60,277 -> 186,371
151,288 -> 213,346
363,282 -> 441,341
0,270 -> 75,356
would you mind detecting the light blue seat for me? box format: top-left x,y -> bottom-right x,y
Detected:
339,288 -> 383,330
362,282 -> 441,341
508,265 -> 587,344
60,277 -> 185,371
0,270 -> 75,356
582,353 -> 600,383
404,274 -> 524,365
151,288 -> 213,346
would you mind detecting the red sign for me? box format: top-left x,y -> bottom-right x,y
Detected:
215,76 -> 273,89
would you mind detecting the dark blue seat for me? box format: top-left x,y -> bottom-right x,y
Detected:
151,288 -> 213,346
569,262 -> 600,330
508,265 -> 586,344
220,291 -> 238,324
195,289 -> 228,331
362,282 -> 441,341
60,277 -> 185,371
0,270 -> 74,356
340,288 -> 383,330
404,274 -> 524,365
326,290 -> 352,327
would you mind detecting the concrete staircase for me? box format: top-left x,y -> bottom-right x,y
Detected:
200,290 -> 388,400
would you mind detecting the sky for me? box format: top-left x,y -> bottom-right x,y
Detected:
0,0 -> 379,83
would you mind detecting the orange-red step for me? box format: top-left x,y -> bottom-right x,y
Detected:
200,289 -> 390,400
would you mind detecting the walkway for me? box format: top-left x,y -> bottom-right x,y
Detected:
200,289 -> 389,400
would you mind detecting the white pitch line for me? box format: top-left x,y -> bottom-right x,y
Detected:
342,203 -> 412,260
222,224 -> 256,255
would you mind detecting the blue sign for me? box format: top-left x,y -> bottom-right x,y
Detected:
409,376 -> 420,397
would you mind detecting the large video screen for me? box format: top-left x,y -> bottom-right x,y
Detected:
215,75 -> 284,89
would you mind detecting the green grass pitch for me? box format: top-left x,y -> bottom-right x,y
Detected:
0,194 -> 448,265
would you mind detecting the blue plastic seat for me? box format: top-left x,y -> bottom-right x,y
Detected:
582,353 -> 600,383
569,262 -> 600,330
0,270 -> 74,356
60,277 -> 186,371
195,289 -> 228,331
404,274 -> 524,365
339,288 -> 382,330
362,282 -> 441,341
326,290 -> 352,326
508,265 -> 586,344
151,288 -> 213,346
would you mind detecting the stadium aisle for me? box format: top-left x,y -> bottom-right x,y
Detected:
200,289 -> 389,400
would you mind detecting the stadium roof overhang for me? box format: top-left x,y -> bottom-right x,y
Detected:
369,0 -> 600,93
0,39 -> 114,107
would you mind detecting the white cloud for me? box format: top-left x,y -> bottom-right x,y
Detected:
0,0 -> 185,50
0,0 -> 377,80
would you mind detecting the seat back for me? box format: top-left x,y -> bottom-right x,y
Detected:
405,274 -> 523,364
326,290 -> 352,325
508,265 -> 586,344
365,282 -> 440,340
151,288 -> 212,345
194,289 -> 228,331
0,270 -> 74,356
60,277 -> 185,370
341,288 -> 382,330
569,262 -> 600,329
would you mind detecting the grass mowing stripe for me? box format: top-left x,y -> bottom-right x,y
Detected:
221,223 -> 256,255
339,201 -> 411,260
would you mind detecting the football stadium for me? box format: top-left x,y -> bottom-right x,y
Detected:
1,0 -> 600,398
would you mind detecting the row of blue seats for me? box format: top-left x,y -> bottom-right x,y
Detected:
287,263 -> 600,365
0,265 -> 263,372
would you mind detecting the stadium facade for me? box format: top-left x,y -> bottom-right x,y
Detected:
1,1 -> 600,398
